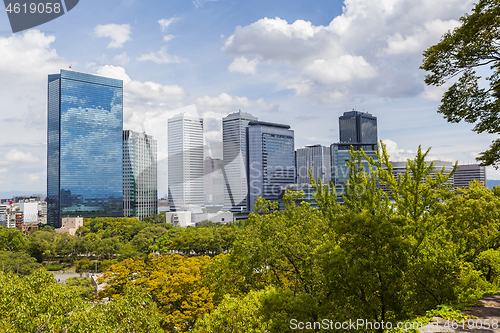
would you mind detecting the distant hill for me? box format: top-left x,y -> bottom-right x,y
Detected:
487,180 -> 500,189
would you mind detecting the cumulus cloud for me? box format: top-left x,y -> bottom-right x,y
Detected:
228,57 -> 259,74
302,56 -> 376,84
163,35 -> 175,42
94,65 -> 189,130
223,0 -> 475,101
382,139 -> 415,162
4,149 -> 39,163
137,47 -> 185,64
0,30 -> 67,82
194,92 -> 277,113
93,24 -> 132,48
158,17 -> 179,32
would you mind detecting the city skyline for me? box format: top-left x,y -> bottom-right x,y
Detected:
1,0 -> 499,196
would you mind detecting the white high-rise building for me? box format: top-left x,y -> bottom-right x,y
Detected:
168,113 -> 204,210
222,111 -> 257,213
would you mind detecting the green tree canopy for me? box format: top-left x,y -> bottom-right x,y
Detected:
421,0 -> 500,167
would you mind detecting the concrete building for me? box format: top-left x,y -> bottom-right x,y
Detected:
56,217 -> 84,236
47,70 -> 124,228
167,113 -> 204,211
19,202 -> 38,223
123,130 -> 158,220
247,121 -> 295,212
295,144 -> 331,185
388,161 -> 455,186
454,164 -> 487,188
222,111 -> 258,213
165,211 -> 192,228
192,211 -> 234,224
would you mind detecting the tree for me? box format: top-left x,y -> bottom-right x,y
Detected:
98,254 -> 214,332
421,0 -> 500,167
0,251 -> 41,275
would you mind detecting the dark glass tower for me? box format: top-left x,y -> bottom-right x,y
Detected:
247,121 -> 295,212
339,110 -> 377,144
47,70 -> 123,227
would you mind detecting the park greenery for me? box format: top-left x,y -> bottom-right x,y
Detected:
421,0 -> 500,167
1,143 -> 500,332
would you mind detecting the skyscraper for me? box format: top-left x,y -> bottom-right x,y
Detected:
332,111 -> 378,200
295,144 -> 331,185
247,121 -> 295,212
123,130 -> 158,220
222,111 -> 257,213
47,70 -> 123,227
168,113 -> 204,210
339,110 -> 378,144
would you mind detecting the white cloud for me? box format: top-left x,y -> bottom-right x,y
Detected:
0,30 -> 67,82
158,17 -> 179,32
194,92 -> 277,113
302,56 -> 376,84
223,0 -> 475,101
137,47 -> 185,64
4,149 -> 39,163
93,24 -> 132,48
95,65 -> 131,84
228,57 -> 259,74
113,52 -> 130,66
385,19 -> 460,55
382,139 -> 412,162
163,35 -> 175,42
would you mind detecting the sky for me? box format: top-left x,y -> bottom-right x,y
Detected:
0,0 -> 497,196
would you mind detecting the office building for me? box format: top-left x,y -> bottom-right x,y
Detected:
339,110 -> 378,144
331,143 -> 378,197
222,111 -> 258,213
454,164 -> 486,188
47,70 -> 123,228
204,157 -> 224,205
123,130 -> 158,220
247,121 -> 295,212
388,161 -> 455,186
168,113 -> 204,210
331,110 -> 378,199
296,144 -> 331,185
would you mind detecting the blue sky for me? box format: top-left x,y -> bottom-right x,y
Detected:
0,0 -> 497,195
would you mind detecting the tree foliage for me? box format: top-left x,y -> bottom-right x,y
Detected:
421,0 -> 500,167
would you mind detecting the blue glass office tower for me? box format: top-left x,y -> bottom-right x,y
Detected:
47,70 -> 123,227
247,121 -> 295,212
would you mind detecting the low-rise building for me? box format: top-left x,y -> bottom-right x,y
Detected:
55,217 -> 84,236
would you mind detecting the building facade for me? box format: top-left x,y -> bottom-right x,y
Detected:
339,110 -> 378,144
168,113 -> 204,210
331,143 -> 378,198
222,111 -> 258,213
204,157 -> 224,205
247,121 -> 295,212
123,130 -> 158,220
295,144 -> 331,185
454,164 -> 487,188
47,70 -> 123,227
389,161 -> 455,187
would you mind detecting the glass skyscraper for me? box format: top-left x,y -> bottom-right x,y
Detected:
247,121 -> 295,212
123,130 -> 158,220
339,110 -> 378,144
222,111 -> 258,213
47,70 -> 123,227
